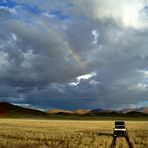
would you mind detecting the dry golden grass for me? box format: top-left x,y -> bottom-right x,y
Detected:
0,119 -> 147,148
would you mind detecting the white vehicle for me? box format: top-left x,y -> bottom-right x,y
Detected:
113,121 -> 128,137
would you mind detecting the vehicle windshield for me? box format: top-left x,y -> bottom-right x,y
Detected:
115,121 -> 125,125
115,125 -> 125,129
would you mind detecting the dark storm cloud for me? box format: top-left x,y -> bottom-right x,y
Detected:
0,0 -> 148,109
0,6 -> 84,104
0,12 -> 83,85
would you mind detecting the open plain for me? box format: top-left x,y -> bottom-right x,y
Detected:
0,119 -> 147,148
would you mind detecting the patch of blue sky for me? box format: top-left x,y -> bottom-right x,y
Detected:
0,0 -> 42,14
0,0 -> 71,22
49,10 -> 69,20
13,8 -> 36,26
20,3 -> 42,14
0,0 -> 16,8
5,3 -> 43,25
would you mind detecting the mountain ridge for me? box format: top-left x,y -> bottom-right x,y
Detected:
47,107 -> 148,114
0,102 -> 148,119
0,102 -> 49,118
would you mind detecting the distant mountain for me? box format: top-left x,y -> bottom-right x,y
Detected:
123,111 -> 148,117
0,102 -> 49,118
90,108 -> 104,113
47,109 -> 73,114
120,107 -> 148,114
136,108 -> 148,114
47,109 -> 90,115
91,108 -> 113,113
119,108 -> 135,114
0,102 -> 147,119
73,109 -> 90,115
47,107 -> 148,116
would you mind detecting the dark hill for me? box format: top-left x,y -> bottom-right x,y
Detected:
90,108 -> 114,113
0,102 -> 147,120
90,108 -> 104,113
0,102 -> 49,118
124,111 -> 148,117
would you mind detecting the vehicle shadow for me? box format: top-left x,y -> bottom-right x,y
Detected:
95,132 -> 133,148
110,136 -> 116,148
96,132 -> 113,136
125,135 -> 134,148
96,132 -> 116,148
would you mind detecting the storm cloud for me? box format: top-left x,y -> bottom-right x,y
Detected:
0,0 -> 148,109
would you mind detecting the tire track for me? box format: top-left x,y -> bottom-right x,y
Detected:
95,132 -> 134,148
77,130 -> 134,148
110,137 -> 116,148
125,135 -> 134,148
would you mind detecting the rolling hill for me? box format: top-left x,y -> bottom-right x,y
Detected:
0,102 -> 148,120
0,102 -> 49,118
119,107 -> 148,114
47,109 -> 90,115
136,107 -> 148,114
73,109 -> 90,115
47,109 -> 73,114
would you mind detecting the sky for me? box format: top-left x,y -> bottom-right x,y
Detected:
0,0 -> 148,110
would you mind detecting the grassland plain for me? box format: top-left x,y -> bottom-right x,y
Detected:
0,119 -> 147,148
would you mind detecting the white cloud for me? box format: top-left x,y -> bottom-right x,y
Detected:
72,0 -> 147,28
69,82 -> 79,86
92,30 -> 99,45
89,80 -> 99,86
0,52 -> 9,69
115,104 -> 137,110
69,72 -> 96,86
129,83 -> 148,91
77,72 -> 96,81
12,33 -> 17,41
139,69 -> 148,78
42,12 -> 56,18
0,0 -> 148,109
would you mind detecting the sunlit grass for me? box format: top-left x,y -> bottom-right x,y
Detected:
0,119 -> 147,148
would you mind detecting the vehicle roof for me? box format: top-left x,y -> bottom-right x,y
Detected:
115,121 -> 125,125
